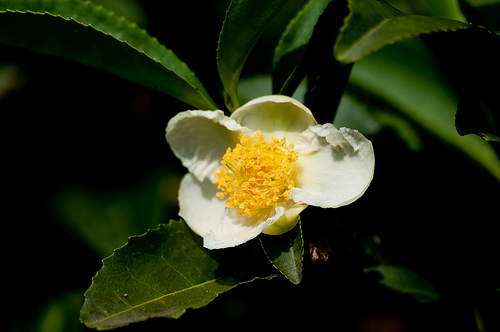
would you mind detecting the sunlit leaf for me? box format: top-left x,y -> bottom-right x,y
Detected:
419,0 -> 467,21
0,0 -> 217,109
80,220 -> 276,330
334,0 -> 469,63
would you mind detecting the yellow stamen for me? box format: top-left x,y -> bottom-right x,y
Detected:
212,131 -> 299,218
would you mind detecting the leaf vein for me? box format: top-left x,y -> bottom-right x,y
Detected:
161,243 -> 195,286
125,266 -> 163,296
88,276 -> 227,325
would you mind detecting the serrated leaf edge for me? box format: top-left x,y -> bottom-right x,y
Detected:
261,220 -> 304,285
2,9 -> 195,88
334,0 -> 470,63
81,221 -> 278,329
272,0 -> 332,69
0,4 -> 216,108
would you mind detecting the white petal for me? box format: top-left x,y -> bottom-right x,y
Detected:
178,174 -> 292,249
166,110 -> 250,182
203,205 -> 289,249
178,173 -> 226,237
230,95 -> 317,143
291,124 -> 374,208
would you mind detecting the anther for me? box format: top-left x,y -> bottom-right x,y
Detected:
212,131 -> 298,217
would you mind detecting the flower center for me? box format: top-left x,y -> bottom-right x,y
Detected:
212,130 -> 298,218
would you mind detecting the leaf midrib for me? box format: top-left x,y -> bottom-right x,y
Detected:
88,275 -> 228,326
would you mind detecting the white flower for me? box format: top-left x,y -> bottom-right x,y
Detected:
166,95 -> 374,249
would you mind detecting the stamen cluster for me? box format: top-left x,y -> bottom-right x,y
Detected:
213,130 -> 298,217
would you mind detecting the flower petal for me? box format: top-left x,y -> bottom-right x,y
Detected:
231,95 -> 317,143
178,173 -> 227,237
291,124 -> 374,208
179,173 -> 292,249
166,110 -> 250,182
203,205 -> 290,249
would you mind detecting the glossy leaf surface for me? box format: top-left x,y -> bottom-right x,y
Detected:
260,220 -> 304,284
272,0 -> 331,95
81,220 -> 276,330
217,0 -> 288,110
273,0 -> 331,69
0,0 -> 216,109
334,0 -> 469,63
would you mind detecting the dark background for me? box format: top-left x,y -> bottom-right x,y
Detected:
3,1 -> 499,331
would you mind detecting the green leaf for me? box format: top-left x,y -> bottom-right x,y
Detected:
334,0 -> 469,63
300,0 -> 352,120
273,0 -> 331,69
365,265 -> 439,303
272,0 -> 332,94
217,0 -> 288,111
0,0 -> 217,109
420,0 -> 467,22
348,38 -> 500,181
80,220 -> 276,330
260,219 -> 303,285
272,0 -> 351,121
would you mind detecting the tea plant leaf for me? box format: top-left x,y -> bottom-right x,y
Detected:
365,265 -> 439,303
348,39 -> 500,180
260,220 -> 303,285
80,220 -> 276,330
273,0 -> 331,69
0,0 -> 217,109
217,0 -> 288,111
334,0 -> 469,63
272,0 -> 332,94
